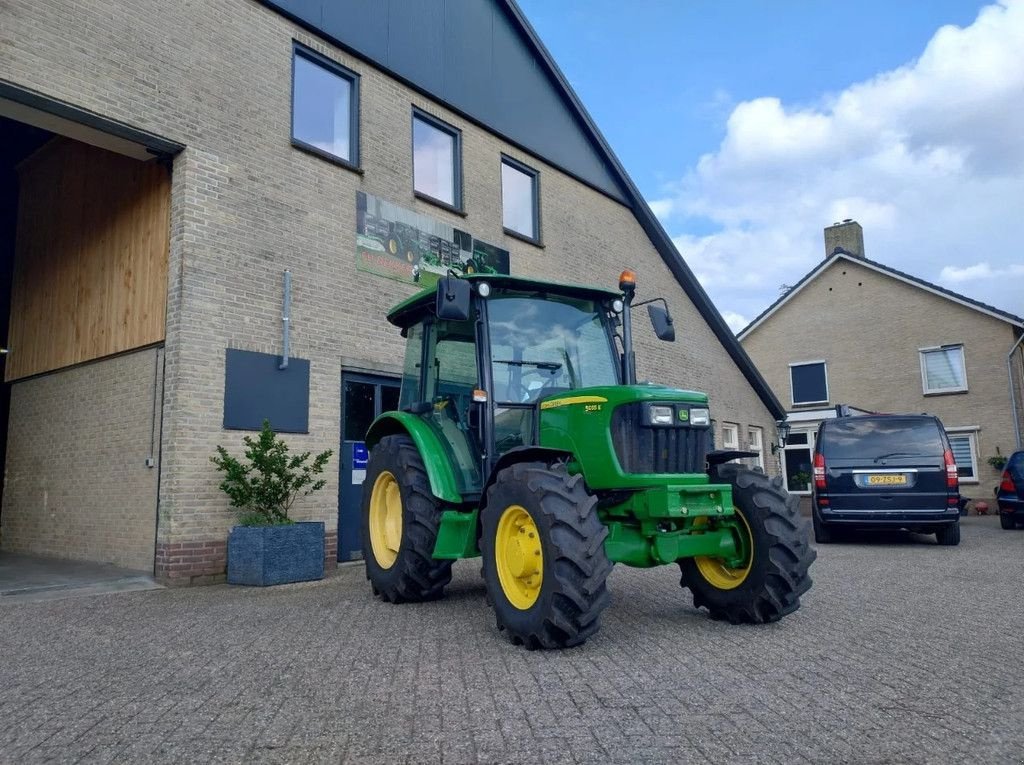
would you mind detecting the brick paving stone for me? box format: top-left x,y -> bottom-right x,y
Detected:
0,515 -> 1022,764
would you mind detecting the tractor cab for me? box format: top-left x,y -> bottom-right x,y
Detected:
362,271 -> 814,649
385,273 -> 637,499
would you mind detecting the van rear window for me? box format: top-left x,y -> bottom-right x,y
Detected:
821,417 -> 944,460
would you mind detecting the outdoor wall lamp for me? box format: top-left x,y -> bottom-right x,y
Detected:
770,420 -> 791,454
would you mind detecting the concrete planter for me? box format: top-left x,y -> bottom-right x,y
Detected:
227,521 -> 325,586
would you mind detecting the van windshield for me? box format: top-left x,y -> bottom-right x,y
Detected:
821,417 -> 944,461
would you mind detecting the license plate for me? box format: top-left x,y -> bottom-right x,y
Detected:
867,474 -> 907,485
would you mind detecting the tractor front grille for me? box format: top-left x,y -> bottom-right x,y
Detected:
610,403 -> 710,475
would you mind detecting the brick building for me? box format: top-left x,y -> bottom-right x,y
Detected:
0,0 -> 785,583
740,220 -> 1024,505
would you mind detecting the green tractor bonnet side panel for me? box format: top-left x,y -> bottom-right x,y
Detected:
365,412 -> 463,504
538,384 -> 709,490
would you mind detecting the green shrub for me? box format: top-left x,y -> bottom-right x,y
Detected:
211,420 -> 333,526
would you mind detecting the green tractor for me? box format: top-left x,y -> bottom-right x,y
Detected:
361,270 -> 815,648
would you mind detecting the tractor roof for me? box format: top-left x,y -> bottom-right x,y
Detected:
386,274 -> 621,327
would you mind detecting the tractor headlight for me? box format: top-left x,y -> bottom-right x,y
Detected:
476,281 -> 491,297
648,405 -> 674,426
689,408 -> 710,426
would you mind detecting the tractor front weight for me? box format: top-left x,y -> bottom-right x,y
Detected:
602,482 -> 742,567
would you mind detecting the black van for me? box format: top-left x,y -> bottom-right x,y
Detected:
811,414 -> 961,545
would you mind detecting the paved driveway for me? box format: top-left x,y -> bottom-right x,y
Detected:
1,515 -> 1022,764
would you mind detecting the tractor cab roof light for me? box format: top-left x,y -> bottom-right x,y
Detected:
619,269 -> 637,293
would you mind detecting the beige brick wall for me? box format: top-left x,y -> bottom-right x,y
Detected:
2,0 -> 779,576
742,257 -> 1022,497
0,347 -> 162,570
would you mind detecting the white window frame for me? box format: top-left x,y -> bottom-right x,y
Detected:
945,427 -> 979,484
722,422 -> 739,450
747,426 -> 764,471
788,360 -> 829,406
919,344 -> 968,395
782,429 -> 816,495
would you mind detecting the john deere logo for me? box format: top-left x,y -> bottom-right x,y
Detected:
677,409 -> 689,422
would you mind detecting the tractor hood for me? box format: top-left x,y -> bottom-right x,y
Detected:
537,384 -> 712,491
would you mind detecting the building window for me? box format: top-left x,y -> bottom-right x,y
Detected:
789,361 -> 828,405
722,422 -> 739,450
920,345 -> 967,394
501,156 -> 540,242
748,426 -> 764,471
783,431 -> 814,494
291,44 -> 359,167
413,109 -> 462,210
947,431 -> 978,482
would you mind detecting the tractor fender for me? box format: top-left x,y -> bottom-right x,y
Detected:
480,446 -> 575,509
365,412 -> 462,504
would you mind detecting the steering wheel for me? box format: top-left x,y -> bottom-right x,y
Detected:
517,370 -> 560,403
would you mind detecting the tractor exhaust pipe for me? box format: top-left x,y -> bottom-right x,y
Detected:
619,270 -> 637,384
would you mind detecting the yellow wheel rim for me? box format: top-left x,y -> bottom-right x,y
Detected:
694,509 -> 753,590
494,504 -> 543,610
368,470 -> 403,569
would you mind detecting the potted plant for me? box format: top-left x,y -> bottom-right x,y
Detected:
211,420 -> 333,586
987,448 -> 1008,472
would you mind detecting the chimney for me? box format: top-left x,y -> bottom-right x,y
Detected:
824,219 -> 864,259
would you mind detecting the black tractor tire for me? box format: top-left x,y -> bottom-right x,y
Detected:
360,434 -> 453,603
680,464 -> 816,624
812,509 -> 834,544
481,462 -> 613,649
999,513 -> 1016,530
935,522 -> 961,546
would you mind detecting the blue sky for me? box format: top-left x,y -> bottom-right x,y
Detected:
518,0 -> 1023,329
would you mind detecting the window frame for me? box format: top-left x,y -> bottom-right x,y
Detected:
788,360 -> 829,406
722,422 -> 739,450
500,154 -> 542,245
411,107 -> 464,214
290,42 -> 361,171
919,344 -> 968,395
945,428 -> 979,483
782,429 -> 816,495
747,426 -> 764,471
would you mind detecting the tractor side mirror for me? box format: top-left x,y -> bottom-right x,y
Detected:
647,303 -> 675,342
435,276 -> 471,321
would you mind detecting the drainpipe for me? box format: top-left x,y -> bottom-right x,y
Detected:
1009,331 -> 1024,449
279,270 -> 291,370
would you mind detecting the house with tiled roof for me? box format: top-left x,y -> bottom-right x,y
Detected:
739,220 -> 1024,504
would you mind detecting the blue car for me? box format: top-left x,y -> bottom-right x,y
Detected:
997,450 -> 1024,530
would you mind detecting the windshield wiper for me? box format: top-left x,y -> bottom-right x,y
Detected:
493,359 -> 563,371
872,451 -> 925,462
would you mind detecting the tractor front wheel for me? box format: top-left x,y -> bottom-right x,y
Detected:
481,463 -> 613,649
360,434 -> 453,602
679,463 -> 815,624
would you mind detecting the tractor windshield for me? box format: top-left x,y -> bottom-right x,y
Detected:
487,292 -> 619,404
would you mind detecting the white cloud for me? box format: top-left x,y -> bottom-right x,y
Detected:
656,0 -> 1024,323
720,310 -> 749,334
939,262 -> 1024,283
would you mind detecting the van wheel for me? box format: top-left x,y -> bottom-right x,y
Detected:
999,514 -> 1017,530
935,523 -> 961,546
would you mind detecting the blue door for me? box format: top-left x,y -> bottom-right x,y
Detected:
339,373 -> 400,561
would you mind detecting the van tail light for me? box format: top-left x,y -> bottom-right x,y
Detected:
1001,470 -> 1017,494
813,452 -> 826,490
944,449 -> 959,491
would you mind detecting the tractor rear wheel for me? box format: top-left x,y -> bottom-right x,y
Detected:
679,463 -> 815,624
360,434 -> 453,602
481,462 -> 613,649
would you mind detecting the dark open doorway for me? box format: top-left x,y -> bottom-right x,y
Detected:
0,117 -> 53,520
338,372 -> 400,561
